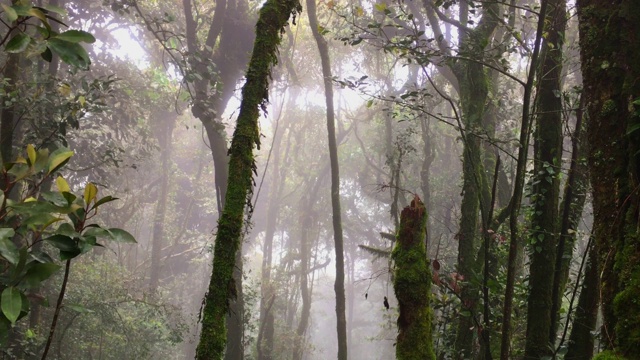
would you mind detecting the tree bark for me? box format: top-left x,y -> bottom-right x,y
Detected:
577,1 -> 640,356
195,0 -> 301,357
307,0 -> 348,358
565,242 -> 599,360
149,112 -> 175,292
524,0 -> 566,357
393,196 -> 435,360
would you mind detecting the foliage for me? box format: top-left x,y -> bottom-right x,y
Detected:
1,2 -> 95,69
0,146 -> 135,348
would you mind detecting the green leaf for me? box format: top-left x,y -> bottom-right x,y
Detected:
107,228 -> 136,243
2,4 -> 18,22
41,4 -> 66,15
24,263 -> 60,288
48,149 -> 73,175
91,195 -> 118,210
1,287 -> 21,324
45,235 -> 77,252
5,33 -> 30,53
47,38 -> 90,69
0,235 -> 19,265
41,47 -> 52,62
55,30 -> 95,44
60,249 -> 81,260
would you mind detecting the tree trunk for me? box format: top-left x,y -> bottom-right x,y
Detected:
292,204 -> 312,360
393,196 -> 435,360
577,1 -> 640,356
550,93 -> 588,342
195,0 -> 301,357
565,242 -> 599,360
307,0 -> 348,358
149,112 -> 175,292
524,0 -> 566,357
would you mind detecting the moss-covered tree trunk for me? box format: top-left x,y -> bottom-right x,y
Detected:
393,196 -> 434,360
577,1 -> 640,356
195,0 -> 301,358
524,0 -> 566,357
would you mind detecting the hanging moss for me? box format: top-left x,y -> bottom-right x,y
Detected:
392,196 -> 435,360
195,0 -> 301,359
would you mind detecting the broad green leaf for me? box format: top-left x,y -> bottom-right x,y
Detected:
84,183 -> 97,204
0,235 -> 19,265
2,4 -> 18,22
0,228 -> 15,240
48,149 -> 73,174
55,30 -> 95,44
5,33 -> 30,53
47,38 -> 90,69
60,249 -> 81,260
41,4 -> 66,15
41,191 -> 69,207
45,234 -> 77,252
24,263 -> 60,287
91,195 -> 118,210
26,7 -> 47,23
1,287 -> 21,323
26,144 -> 36,165
55,176 -> 70,193
23,212 -> 62,227
55,223 -> 77,237
41,47 -> 52,62
82,225 -> 109,238
107,228 -> 136,243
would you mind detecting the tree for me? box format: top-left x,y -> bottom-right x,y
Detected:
195,0 -> 302,357
524,0 -> 566,357
306,0 -> 348,358
392,196 -> 434,360
577,1 -> 640,357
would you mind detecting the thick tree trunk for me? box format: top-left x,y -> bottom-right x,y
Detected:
577,1 -> 640,356
524,0 -> 566,357
393,196 -> 435,360
195,0 -> 301,357
307,0 -> 348,358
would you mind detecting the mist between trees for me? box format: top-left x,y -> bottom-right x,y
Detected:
0,0 -> 638,359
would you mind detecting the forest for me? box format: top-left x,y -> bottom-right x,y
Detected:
0,0 -> 638,359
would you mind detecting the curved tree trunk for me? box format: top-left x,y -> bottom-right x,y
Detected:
195,0 -> 301,357
307,0 -> 348,358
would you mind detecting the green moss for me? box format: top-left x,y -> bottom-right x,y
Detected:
593,350 -> 628,360
601,99 -> 617,117
392,198 -> 435,360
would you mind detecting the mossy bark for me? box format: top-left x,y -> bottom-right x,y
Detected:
577,1 -> 640,357
195,0 -> 301,358
392,197 -> 435,360
450,4 -> 500,355
524,0 -> 566,357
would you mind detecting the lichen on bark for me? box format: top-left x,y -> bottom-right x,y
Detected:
392,196 -> 435,360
